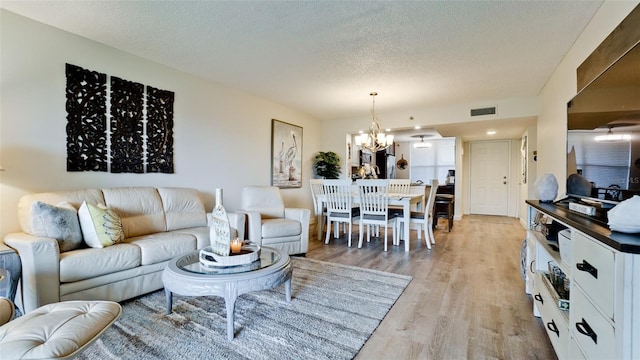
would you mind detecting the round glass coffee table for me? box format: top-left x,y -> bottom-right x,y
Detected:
162,246 -> 292,341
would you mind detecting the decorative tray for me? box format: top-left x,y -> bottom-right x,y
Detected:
199,244 -> 260,268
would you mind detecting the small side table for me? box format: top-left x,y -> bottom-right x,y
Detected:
0,243 -> 21,303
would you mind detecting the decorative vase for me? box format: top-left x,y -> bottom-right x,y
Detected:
535,173 -> 559,203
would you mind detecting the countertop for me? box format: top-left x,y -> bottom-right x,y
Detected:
526,200 -> 640,254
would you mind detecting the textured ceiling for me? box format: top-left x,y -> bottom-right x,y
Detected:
1,1 -> 603,137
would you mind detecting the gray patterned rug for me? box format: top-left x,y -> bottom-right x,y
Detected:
77,257 -> 412,360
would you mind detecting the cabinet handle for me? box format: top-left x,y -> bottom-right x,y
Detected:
546,319 -> 560,337
575,318 -> 598,344
534,293 -> 544,305
529,260 -> 536,274
576,259 -> 598,279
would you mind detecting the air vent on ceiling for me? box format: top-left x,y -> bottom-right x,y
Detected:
470,107 -> 497,117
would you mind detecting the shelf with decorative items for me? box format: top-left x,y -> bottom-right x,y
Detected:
527,204 -> 571,359
525,200 -> 640,360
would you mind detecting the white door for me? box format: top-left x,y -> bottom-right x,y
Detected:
470,141 -> 510,215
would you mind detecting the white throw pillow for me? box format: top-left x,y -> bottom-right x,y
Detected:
78,201 -> 125,248
608,195 -> 640,233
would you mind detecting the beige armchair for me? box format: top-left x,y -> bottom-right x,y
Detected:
240,186 -> 310,256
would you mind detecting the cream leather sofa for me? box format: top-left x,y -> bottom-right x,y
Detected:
3,187 -> 244,313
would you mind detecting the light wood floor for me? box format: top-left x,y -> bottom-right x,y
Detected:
306,215 -> 557,360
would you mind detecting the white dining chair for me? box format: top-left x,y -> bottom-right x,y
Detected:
309,179 -> 327,238
395,179 -> 439,249
389,179 -> 411,194
388,179 -> 412,217
323,179 -> 359,247
356,179 -> 396,251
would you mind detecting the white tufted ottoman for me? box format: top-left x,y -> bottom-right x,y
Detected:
0,299 -> 121,359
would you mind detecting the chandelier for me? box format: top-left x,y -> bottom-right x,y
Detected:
355,92 -> 394,153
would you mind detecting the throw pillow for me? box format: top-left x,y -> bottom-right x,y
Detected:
30,201 -> 83,252
78,201 -> 125,248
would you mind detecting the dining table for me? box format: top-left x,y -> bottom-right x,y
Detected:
315,190 -> 424,252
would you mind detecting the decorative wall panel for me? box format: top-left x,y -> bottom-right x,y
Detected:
65,64 -> 107,172
110,77 -> 144,173
65,64 -> 174,174
146,86 -> 175,173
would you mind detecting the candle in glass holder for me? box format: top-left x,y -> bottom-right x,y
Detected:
230,239 -> 243,254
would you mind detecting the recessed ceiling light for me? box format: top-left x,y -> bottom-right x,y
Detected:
486,130 -> 496,135
414,125 -> 421,130
385,128 -> 391,132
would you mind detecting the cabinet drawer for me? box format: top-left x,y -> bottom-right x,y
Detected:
533,275 -> 569,359
572,231 -> 615,318
541,308 -> 569,359
571,288 -> 615,359
569,338 -> 587,360
525,233 -> 536,294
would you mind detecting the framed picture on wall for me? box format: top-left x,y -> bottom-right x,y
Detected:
521,135 -> 528,184
271,119 -> 302,188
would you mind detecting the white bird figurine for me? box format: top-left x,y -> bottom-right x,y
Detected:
284,131 -> 298,180
277,140 -> 285,173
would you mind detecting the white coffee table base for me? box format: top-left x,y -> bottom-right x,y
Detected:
162,247 -> 292,341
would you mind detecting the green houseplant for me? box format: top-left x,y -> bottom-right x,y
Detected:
313,151 -> 341,179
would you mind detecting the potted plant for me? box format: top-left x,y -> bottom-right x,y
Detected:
313,151 -> 341,179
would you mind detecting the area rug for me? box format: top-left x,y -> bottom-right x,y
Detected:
77,257 -> 412,360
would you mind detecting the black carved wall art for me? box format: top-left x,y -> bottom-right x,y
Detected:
146,86 -> 175,173
110,77 -> 144,173
65,64 -> 107,172
65,64 -> 174,174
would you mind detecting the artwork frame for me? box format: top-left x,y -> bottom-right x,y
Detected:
521,135 -> 528,184
271,119 -> 302,188
65,63 -> 174,174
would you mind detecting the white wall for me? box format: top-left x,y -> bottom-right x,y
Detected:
536,2 -> 639,199
519,124 -> 538,226
0,10 -> 322,237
